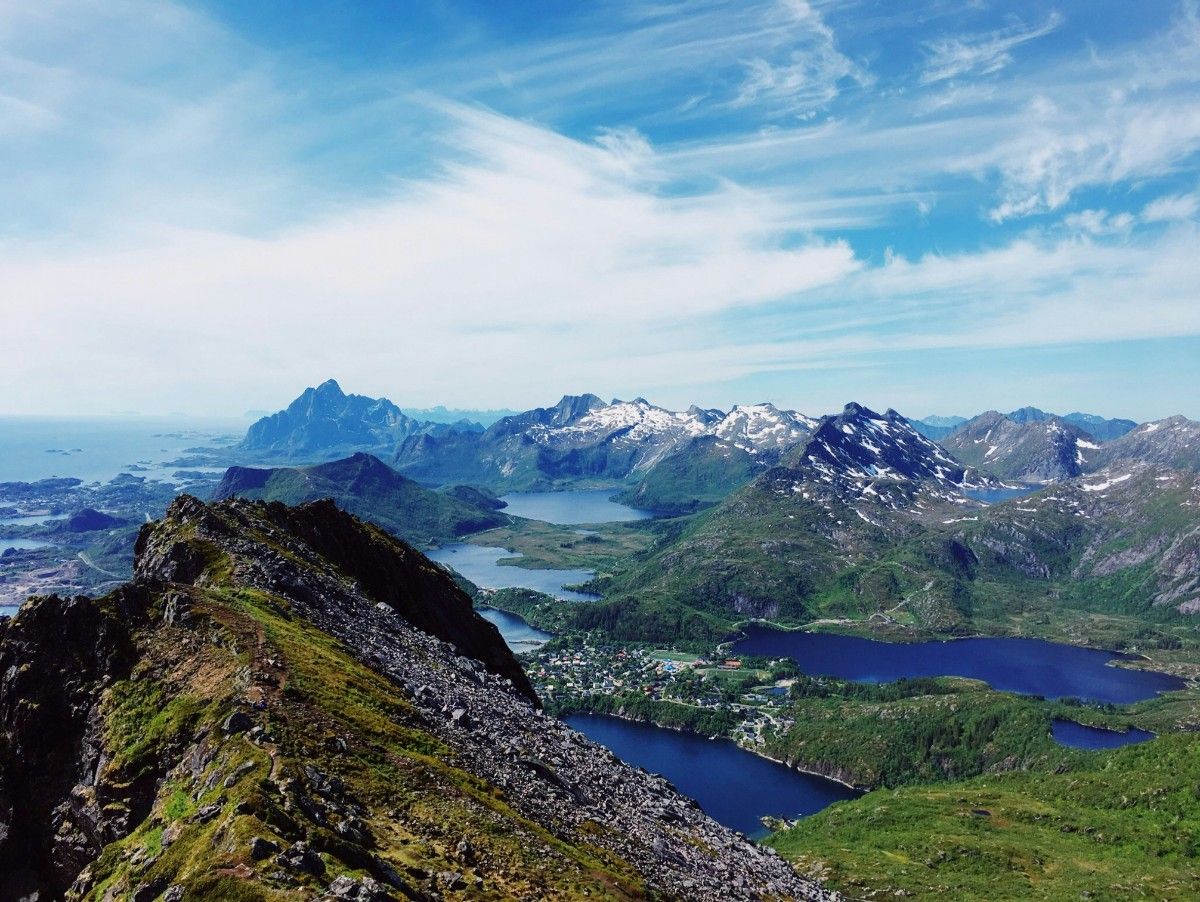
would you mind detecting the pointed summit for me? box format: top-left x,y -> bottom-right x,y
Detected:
240,382 -> 423,455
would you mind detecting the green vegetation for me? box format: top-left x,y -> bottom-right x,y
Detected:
550,694 -> 742,737
764,676 -> 1074,788
770,733 -> 1200,900
463,516 -> 655,571
616,437 -> 760,515
215,452 -> 507,546
71,503 -> 667,900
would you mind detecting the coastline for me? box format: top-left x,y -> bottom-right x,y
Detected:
560,706 -> 869,793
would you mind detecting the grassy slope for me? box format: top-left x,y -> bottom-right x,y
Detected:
462,517 -> 655,573
578,467 -> 1200,651
220,455 -> 507,547
82,566 -> 647,900
770,733 -> 1200,900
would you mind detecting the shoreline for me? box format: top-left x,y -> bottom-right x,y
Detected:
562,707 -> 869,793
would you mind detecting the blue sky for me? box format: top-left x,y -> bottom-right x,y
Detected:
2,0 -> 1199,420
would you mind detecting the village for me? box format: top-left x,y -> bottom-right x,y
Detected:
525,637 -> 804,750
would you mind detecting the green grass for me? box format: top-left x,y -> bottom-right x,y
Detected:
464,517 -> 655,571
770,732 -> 1200,900
649,650 -> 702,663
102,676 -> 220,778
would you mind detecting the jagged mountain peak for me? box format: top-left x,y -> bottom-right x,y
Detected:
788,402 -> 975,504
550,392 -> 606,424
1007,405 -> 1052,424
839,401 -> 875,418
313,377 -> 345,395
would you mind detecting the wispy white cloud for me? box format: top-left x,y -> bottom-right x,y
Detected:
985,94 -> 1200,222
3,0 -> 1200,417
735,0 -> 873,114
920,12 -> 1064,85
1141,191 -> 1200,222
0,104 -> 858,411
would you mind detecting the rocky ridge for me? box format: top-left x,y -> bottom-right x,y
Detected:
0,495 -> 832,901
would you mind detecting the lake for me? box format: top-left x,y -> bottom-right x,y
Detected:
499,489 -> 653,524
564,713 -> 860,837
1052,719 -> 1155,750
426,543 -> 598,601
733,626 -> 1185,704
0,416 -> 243,484
479,607 -> 553,652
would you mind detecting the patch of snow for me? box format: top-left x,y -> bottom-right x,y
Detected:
1082,474 -> 1132,492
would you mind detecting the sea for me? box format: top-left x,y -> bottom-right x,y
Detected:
0,416 -> 245,485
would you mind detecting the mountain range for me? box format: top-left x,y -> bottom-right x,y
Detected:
562,404 -> 1200,642
390,394 -> 818,496
244,383 -> 1154,508
230,382 -> 1199,641
912,408 -> 1138,442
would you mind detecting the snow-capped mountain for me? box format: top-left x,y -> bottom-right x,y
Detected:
799,404 -> 972,487
392,394 -> 820,488
713,403 -> 820,451
768,403 -> 991,517
1090,416 -> 1200,472
528,397 -> 724,470
942,411 -> 1098,483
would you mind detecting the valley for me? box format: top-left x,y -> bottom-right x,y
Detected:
3,381 -> 1199,900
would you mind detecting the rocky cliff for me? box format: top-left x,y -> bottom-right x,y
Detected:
0,495 -> 831,901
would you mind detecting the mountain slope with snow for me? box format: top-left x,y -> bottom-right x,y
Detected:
392,394 -> 819,490
942,411 -> 1098,482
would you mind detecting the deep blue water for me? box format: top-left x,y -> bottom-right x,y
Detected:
0,416 -> 242,484
963,485 -> 1041,504
479,607 -> 553,652
564,713 -> 860,837
733,626 -> 1185,704
498,489 -> 653,524
426,543 -> 598,601
1052,719 -> 1155,750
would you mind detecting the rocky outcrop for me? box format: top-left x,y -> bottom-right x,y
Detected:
136,494 -> 534,699
54,507 -> 128,532
1,496 -> 834,900
0,587 -> 149,899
